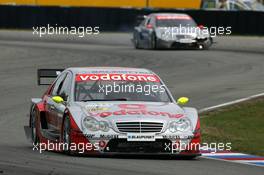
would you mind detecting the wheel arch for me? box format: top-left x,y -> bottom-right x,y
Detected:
182,107 -> 199,131
29,100 -> 45,128
60,109 -> 81,137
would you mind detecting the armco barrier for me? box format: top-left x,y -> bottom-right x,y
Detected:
0,5 -> 263,35
0,0 -> 201,9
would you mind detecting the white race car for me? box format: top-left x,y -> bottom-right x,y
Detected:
133,13 -> 213,50
24,67 -> 201,158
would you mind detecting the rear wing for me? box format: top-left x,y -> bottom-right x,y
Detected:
37,69 -> 64,85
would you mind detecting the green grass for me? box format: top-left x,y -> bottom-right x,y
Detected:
200,98 -> 264,156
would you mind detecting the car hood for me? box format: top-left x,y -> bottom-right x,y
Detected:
70,101 -> 187,130
155,27 -> 209,41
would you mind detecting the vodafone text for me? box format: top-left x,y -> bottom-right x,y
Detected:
76,74 -> 160,82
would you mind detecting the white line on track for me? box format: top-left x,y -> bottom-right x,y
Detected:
198,92 -> 264,113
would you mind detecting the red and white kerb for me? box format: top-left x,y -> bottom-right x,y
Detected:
75,74 -> 160,82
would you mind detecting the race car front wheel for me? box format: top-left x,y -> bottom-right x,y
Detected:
62,116 -> 72,155
133,35 -> 140,49
150,33 -> 157,49
198,37 -> 213,50
182,155 -> 199,160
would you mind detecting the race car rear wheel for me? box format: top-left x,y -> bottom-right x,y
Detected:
62,116 -> 72,155
30,106 -> 39,145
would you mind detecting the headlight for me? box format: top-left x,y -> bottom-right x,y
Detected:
169,121 -> 178,133
169,118 -> 192,132
99,121 -> 110,132
83,117 -> 110,132
83,117 -> 99,131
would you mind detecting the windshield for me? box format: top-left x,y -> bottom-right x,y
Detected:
156,18 -> 196,27
74,73 -> 172,102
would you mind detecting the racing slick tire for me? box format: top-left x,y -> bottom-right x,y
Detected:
62,115 -> 72,155
198,37 -> 213,50
30,105 -> 39,145
182,155 -> 199,160
203,37 -> 213,50
133,34 -> 140,49
150,33 -> 157,50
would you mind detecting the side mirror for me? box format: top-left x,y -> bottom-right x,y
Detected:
52,96 -> 64,103
146,24 -> 153,29
177,97 -> 189,105
198,25 -> 205,29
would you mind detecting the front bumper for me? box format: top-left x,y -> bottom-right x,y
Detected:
156,38 -> 196,49
156,37 -> 211,49
74,130 -> 201,155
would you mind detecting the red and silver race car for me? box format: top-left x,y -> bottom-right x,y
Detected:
24,67 -> 201,158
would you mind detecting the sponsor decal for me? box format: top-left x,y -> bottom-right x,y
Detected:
84,103 -> 112,112
118,104 -> 146,109
88,104 -> 184,118
85,134 -> 119,139
89,109 -> 184,118
88,107 -> 109,112
127,133 -> 155,142
76,74 -> 160,82
88,70 -> 152,74
162,135 -> 193,140
156,15 -> 191,20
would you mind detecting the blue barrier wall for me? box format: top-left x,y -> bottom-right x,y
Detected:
0,5 -> 263,35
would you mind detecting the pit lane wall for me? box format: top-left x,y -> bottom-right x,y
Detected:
0,5 -> 263,35
0,0 -> 202,9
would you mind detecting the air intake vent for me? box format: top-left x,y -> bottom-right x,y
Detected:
116,122 -> 163,133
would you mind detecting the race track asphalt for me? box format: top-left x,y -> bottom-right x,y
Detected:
0,30 -> 263,175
